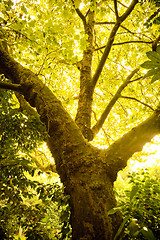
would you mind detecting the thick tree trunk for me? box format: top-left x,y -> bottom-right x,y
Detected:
67,150 -> 122,240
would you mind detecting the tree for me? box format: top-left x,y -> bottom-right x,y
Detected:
0,0 -> 160,239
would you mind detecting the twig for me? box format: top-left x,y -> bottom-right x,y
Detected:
117,1 -> 128,8
94,40 -> 152,51
120,96 -> 154,111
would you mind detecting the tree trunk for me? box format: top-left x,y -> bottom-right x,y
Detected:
67,150 -> 123,240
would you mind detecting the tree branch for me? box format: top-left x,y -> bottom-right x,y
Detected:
94,40 -> 152,51
91,0 -> 138,89
71,0 -> 86,25
94,21 -> 115,25
117,1 -> 128,8
95,21 -> 152,42
119,0 -> 138,22
91,22 -> 121,88
91,68 -> 139,139
120,95 -> 154,111
104,106 -> 160,172
114,0 -> 119,20
0,81 -> 22,92
95,20 -> 152,40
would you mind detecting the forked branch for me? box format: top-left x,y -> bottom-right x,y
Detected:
71,0 -> 86,25
91,0 -> 138,89
91,68 -> 139,139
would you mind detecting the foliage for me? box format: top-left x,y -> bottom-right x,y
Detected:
141,46 -> 160,83
109,169 -> 160,239
0,86 -> 71,239
143,0 -> 160,27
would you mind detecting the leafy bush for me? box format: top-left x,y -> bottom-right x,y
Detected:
0,88 -> 71,239
109,169 -> 160,240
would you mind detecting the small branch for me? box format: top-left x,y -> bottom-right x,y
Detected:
85,9 -> 90,18
0,81 -> 22,92
120,96 -> 154,111
92,110 -> 113,145
94,21 -> 115,25
114,0 -> 119,20
71,0 -> 86,25
7,26 -> 40,45
94,40 -> 152,51
37,51 -> 57,76
121,25 -> 153,41
113,40 -> 152,45
117,1 -> 128,8
95,20 -> 152,39
129,76 -> 143,83
91,22 -> 121,88
91,68 -> 139,138
119,0 -> 138,22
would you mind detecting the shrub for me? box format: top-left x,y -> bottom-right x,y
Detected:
109,169 -> 160,240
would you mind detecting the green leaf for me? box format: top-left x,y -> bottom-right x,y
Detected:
143,68 -> 160,78
151,72 -> 160,83
141,61 -> 160,69
128,219 -> 140,237
113,216 -> 130,240
108,207 -> 120,215
141,228 -> 156,240
146,51 -> 160,63
130,185 -> 139,201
